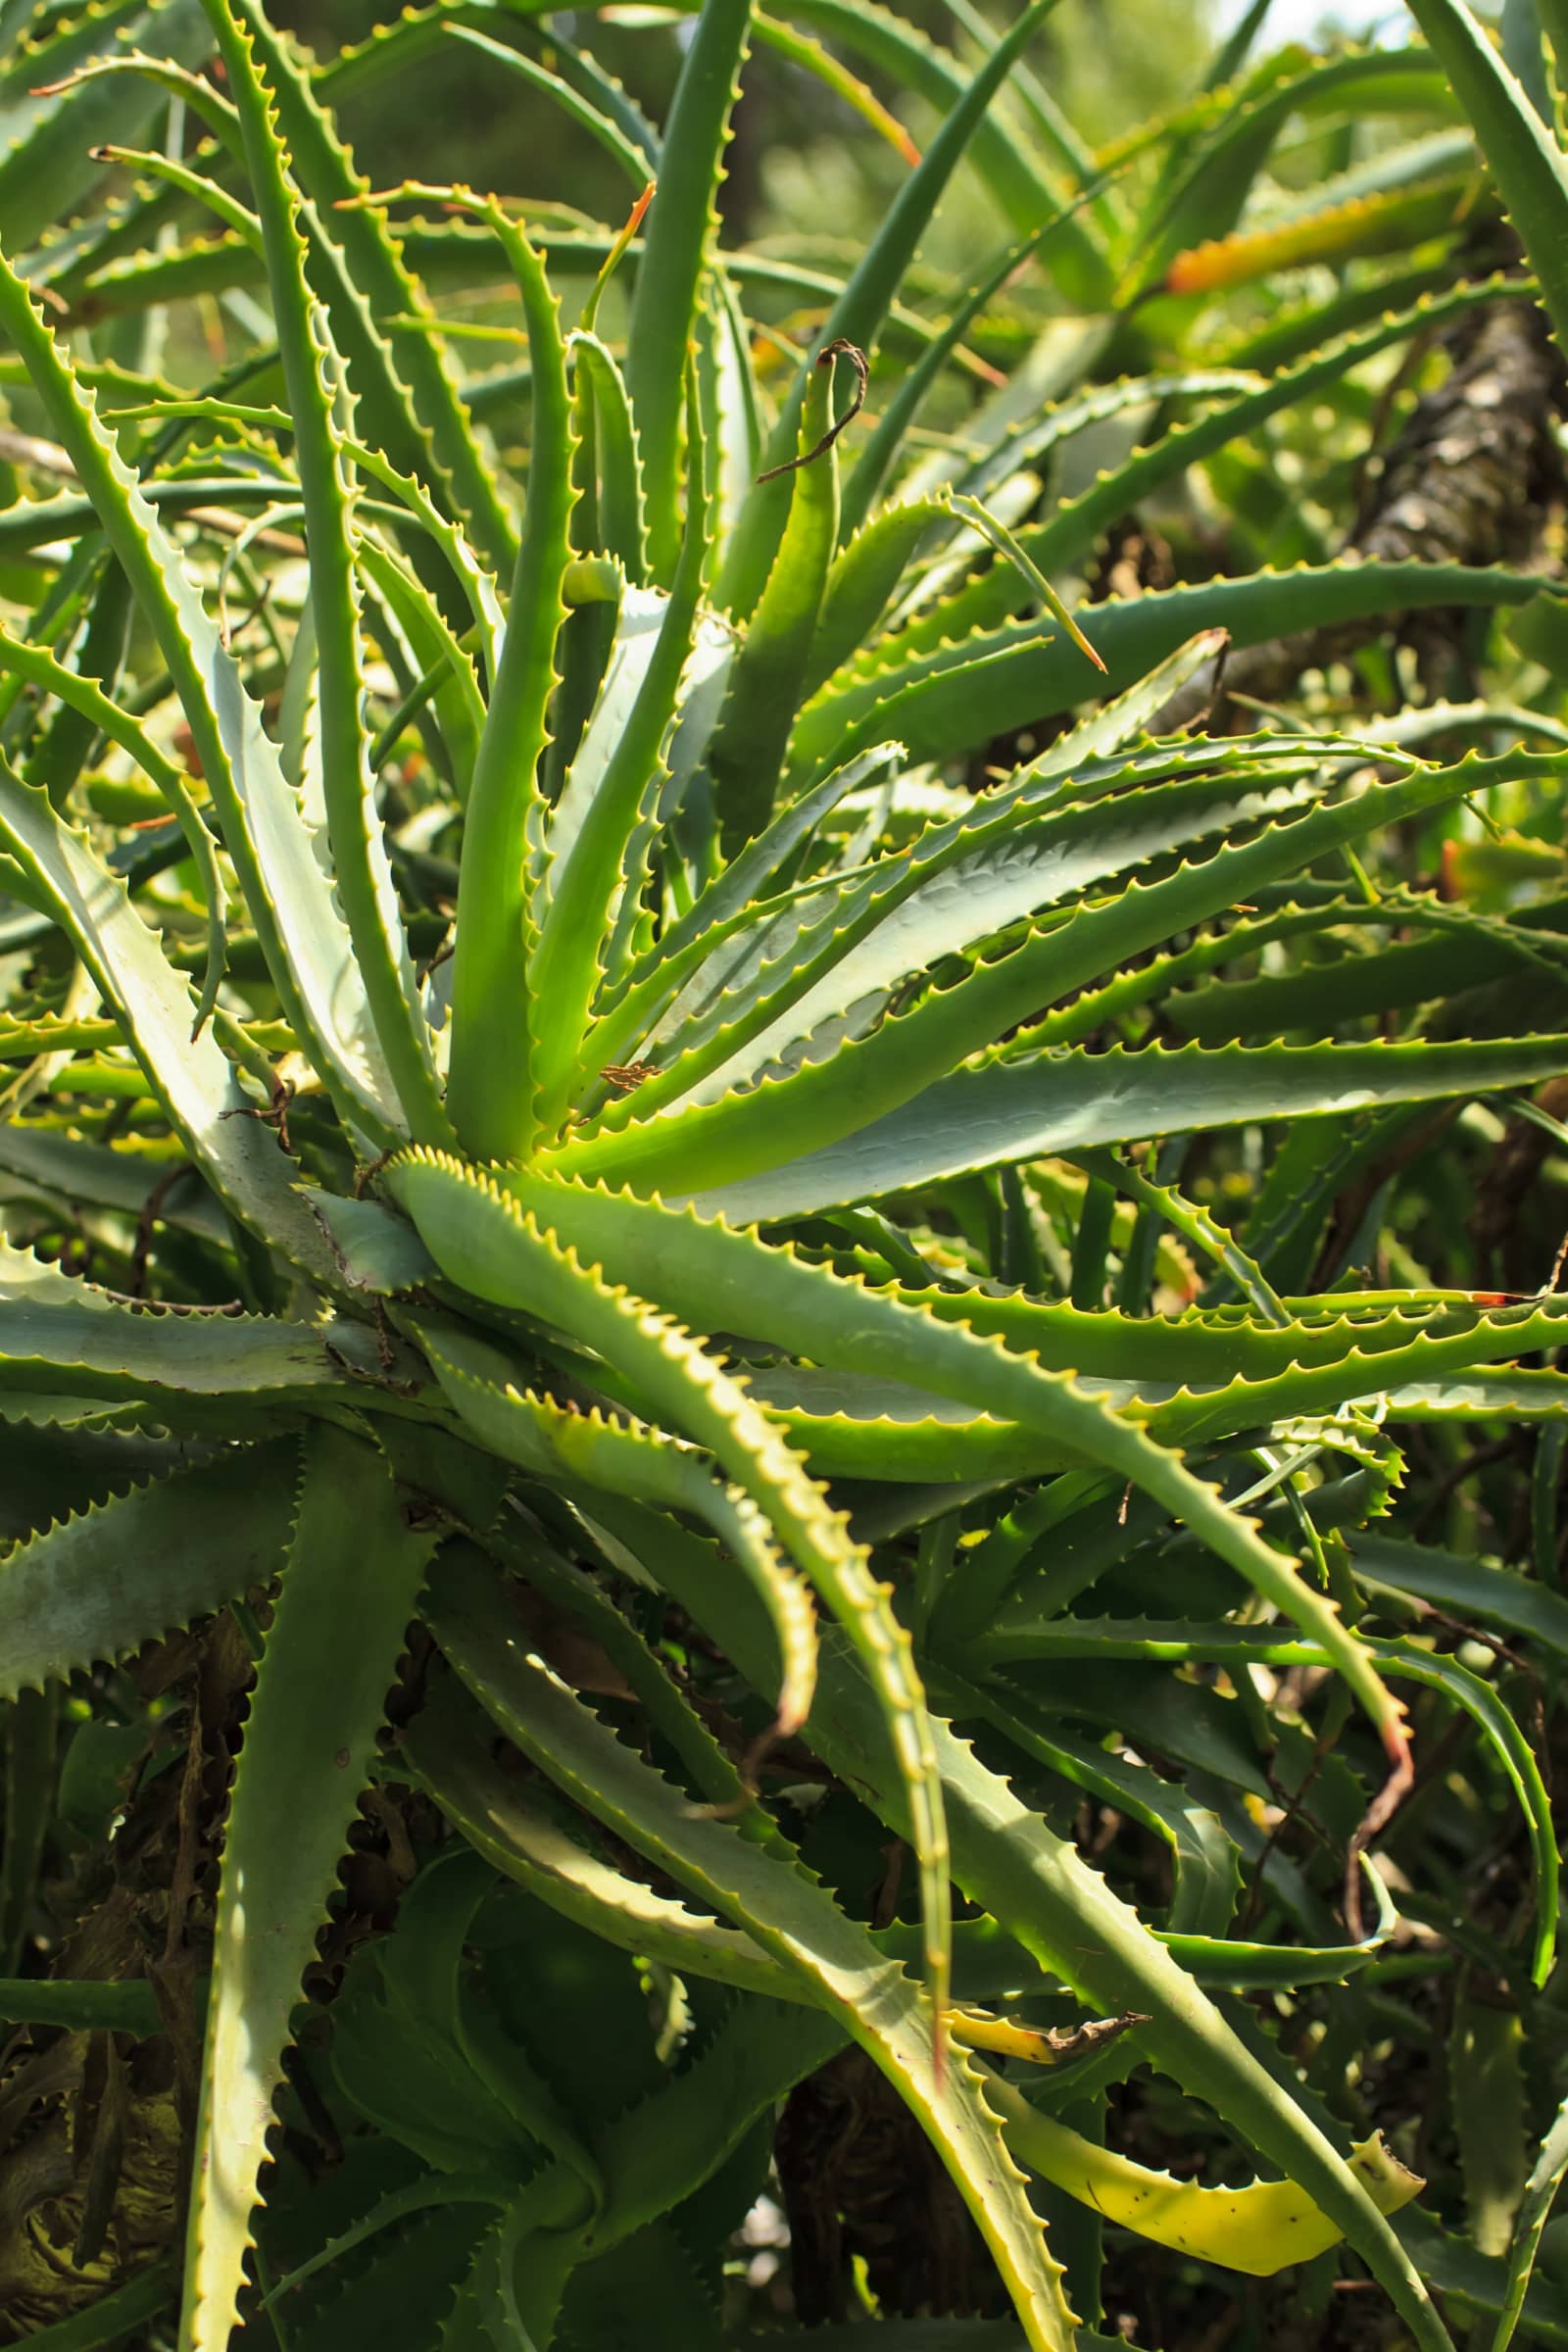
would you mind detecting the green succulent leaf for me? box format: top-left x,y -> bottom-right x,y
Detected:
181,1423 -> 439,2352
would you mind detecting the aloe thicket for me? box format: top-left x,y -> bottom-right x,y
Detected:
0,2 -> 1564,2345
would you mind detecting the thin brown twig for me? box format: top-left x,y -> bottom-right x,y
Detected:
755,339 -> 869,483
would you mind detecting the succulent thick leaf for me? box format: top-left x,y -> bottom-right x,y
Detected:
409,1678 -> 811,2004
1404,0 -> 1568,353
996,2079 -> 1420,2274
940,1671 -> 1242,1941
0,624 -> 227,1030
202,0 -> 453,1146
569,329 -> 650,582
421,1545 -> 1079,2352
793,562 -> 1544,780
777,0 -> 1089,258
964,273 -> 1525,618
0,1444 -> 295,1700
383,1152 -> 954,2044
208,0 -> 514,571
586,1494 -> 1449,2352
408,1313 -> 818,1737
0,0 -> 211,254
530,480 -> 708,1123
710,346 -> 845,853
1128,46 -> 1453,295
1164,135 -> 1482,298
0,763 -> 340,1280
1350,1528 -> 1568,1660
631,753 -> 1343,1115
0,275 -> 421,1145
0,1124 -> 227,1246
447,201 -> 576,1162
685,1034 -> 1568,1221
593,735 -> 1362,1128
720,0 -> 1061,619
392,1161 -> 1408,1758
596,744 -> 904,1058
1491,2090 -> 1568,2352
624,0 -> 753,582
181,1424 -> 439,2351
0,1240 -> 403,1406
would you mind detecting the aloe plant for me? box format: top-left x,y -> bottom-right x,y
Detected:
1,1 -> 1568,2346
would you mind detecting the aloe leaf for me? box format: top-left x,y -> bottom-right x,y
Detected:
23,555 -> 134,815
719,0 -> 1061,619
409,1678 -> 808,2002
444,193 -> 576,1161
1371,1642 -> 1556,1985
1128,47 -> 1453,295
88,142 -> 265,249
1404,0 -> 1568,353
422,1545 -> 1079,2352
0,1978 -> 165,2034
623,0 -> 753,583
995,2080 -> 1420,2274
0,766 -> 337,1280
528,417 -> 707,1125
750,1371 -> 1068,1485
569,330 -> 649,581
977,1619 -> 1554,1982
1454,1976 -> 1528,2262
561,749 -> 1524,1192
414,1677 -> 1030,2003
808,503 -> 951,693
687,1033 -> 1568,1223
1491,2091 -> 1568,2352
587,1492 -> 1449,2352
0,1446 -> 296,1701
348,433 -> 505,668
383,1152 -> 954,2045
709,343 -> 847,854
218,0 -> 514,571
1350,1528 -> 1568,1660
1021,272 -> 1521,591
394,1163 -> 1408,1764
599,745 -> 902,1053
776,0 -> 1089,248
204,0 -> 456,1147
836,185 -> 1116,542
181,1424 -> 439,2352
938,1671 -> 1241,1941
607,749 -> 1342,1122
448,24 -> 654,187
794,560 -> 1543,779
557,2221 -> 723,2352
0,0 -> 212,255
359,536 -> 483,803
0,1238 -> 407,1405
490,1508 -> 779,1812
15,44 -> 243,156
0,624 -> 226,1029
1165,166 -> 1483,297
0,249 -> 406,1146
840,138 -> 1133,529
1170,900 -> 1568,1042
257,2171 -> 513,2323
409,1313 -> 818,1737
1159,1889 -> 1399,1990
0,1126 -> 227,1244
